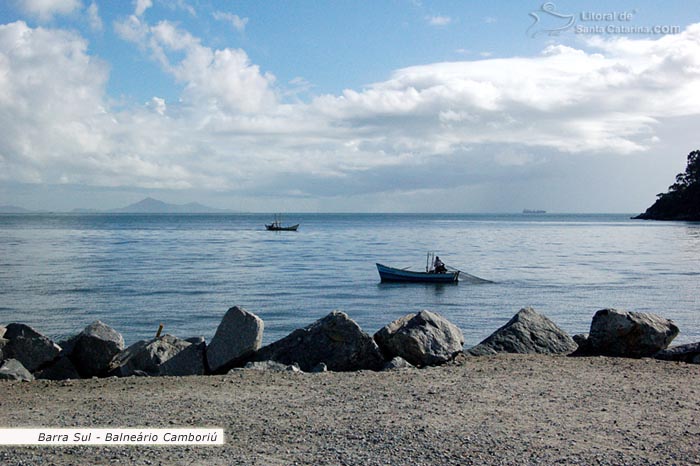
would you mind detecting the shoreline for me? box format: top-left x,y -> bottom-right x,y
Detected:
1,354 -> 699,465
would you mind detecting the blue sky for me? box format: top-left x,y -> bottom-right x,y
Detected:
1,0 -> 699,211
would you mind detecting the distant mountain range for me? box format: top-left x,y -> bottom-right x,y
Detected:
0,205 -> 33,213
106,197 -> 231,213
0,198 -> 233,214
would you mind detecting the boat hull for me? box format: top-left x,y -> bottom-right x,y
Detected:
376,263 -> 459,283
265,224 -> 299,231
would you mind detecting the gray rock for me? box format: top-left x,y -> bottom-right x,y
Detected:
3,323 -> 61,372
374,310 -> 464,366
109,335 -> 191,377
476,307 -> 577,355
206,306 -> 264,373
0,359 -> 34,381
383,356 -> 415,370
159,340 -> 207,376
0,325 -> 6,339
588,309 -> 679,358
654,342 -> 700,364
69,321 -> 124,377
238,360 -> 302,372
253,311 -> 384,372
35,356 -> 81,380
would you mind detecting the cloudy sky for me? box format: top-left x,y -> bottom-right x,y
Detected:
0,0 -> 698,212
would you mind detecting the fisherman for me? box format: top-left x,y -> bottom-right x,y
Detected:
433,256 -> 447,273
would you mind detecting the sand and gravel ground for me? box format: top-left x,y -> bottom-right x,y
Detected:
0,354 -> 698,465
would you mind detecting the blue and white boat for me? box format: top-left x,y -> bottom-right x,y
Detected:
376,263 -> 460,283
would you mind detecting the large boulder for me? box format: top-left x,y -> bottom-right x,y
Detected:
0,359 -> 34,381
68,321 -> 124,377
3,323 -> 61,372
158,338 -> 207,376
35,356 -> 81,380
472,307 -> 577,355
588,309 -> 679,358
253,311 -> 384,372
374,310 -> 464,366
654,342 -> 700,364
109,335 -> 192,377
206,306 -> 264,373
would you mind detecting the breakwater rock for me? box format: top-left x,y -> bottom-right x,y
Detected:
469,307 -> 577,355
574,309 -> 680,358
252,311 -> 384,372
0,306 -> 694,382
374,310 -> 464,366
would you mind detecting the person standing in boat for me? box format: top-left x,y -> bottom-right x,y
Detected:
433,256 -> 447,274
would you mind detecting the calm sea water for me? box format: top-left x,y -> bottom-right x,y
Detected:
0,213 -> 698,347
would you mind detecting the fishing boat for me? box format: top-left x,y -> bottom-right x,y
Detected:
265,214 -> 299,231
376,263 -> 460,283
377,252 -> 459,283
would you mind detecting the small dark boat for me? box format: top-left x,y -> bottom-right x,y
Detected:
266,223 -> 299,231
376,263 -> 460,283
265,214 -> 299,231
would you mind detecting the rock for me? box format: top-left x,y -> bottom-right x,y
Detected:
568,333 -> 593,357
0,325 -> 6,338
159,339 -> 207,376
109,335 -> 192,377
475,308 -> 577,355
253,311 -> 384,372
588,309 -> 679,358
238,361 -> 302,372
310,362 -> 327,373
35,356 -> 81,380
206,306 -> 264,373
654,342 -> 700,364
69,321 -> 124,377
374,311 -> 464,366
0,359 -> 34,381
383,356 -> 415,370
3,323 -> 61,372
465,344 -> 498,356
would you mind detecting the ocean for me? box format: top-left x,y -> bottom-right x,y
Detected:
0,213 -> 698,347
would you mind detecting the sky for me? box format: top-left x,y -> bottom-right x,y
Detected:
0,0 -> 699,212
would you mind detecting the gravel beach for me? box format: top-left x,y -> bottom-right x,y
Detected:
1,354 -> 698,465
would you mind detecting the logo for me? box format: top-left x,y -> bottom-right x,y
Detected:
527,2 -> 575,37
526,2 -> 681,38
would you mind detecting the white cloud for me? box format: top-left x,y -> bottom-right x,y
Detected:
86,1 -> 102,31
212,11 -> 248,33
134,0 -> 152,17
18,0 -> 82,22
148,97 -> 166,115
427,15 -> 452,27
4,19 -> 700,204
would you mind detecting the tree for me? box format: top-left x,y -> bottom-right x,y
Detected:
636,150 -> 700,221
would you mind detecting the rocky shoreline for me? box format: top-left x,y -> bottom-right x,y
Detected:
1,306 -> 698,382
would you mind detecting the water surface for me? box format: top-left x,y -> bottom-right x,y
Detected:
0,213 -> 697,346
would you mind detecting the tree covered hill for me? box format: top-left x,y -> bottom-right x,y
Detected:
635,150 -> 700,221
